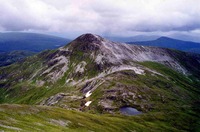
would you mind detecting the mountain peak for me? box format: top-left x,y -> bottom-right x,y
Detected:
75,33 -> 104,44
68,33 -> 105,51
157,36 -> 178,41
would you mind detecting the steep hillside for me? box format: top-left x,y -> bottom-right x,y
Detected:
0,34 -> 200,131
128,37 -> 200,54
0,32 -> 70,52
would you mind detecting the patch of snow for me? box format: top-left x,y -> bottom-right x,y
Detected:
85,90 -> 92,98
85,101 -> 92,106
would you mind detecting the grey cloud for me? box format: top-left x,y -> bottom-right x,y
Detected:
0,0 -> 200,37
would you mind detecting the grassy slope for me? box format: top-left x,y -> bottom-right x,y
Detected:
138,62 -> 200,131
0,104 -> 181,132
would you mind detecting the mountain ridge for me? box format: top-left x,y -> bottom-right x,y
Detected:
0,50 -> 36,67
0,33 -> 200,131
0,32 -> 70,52
0,32 -> 71,66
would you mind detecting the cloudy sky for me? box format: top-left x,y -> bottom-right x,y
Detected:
1,0 -> 200,41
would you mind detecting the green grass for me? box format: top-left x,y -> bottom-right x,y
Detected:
139,61 -> 200,99
0,104 -> 184,132
0,81 -> 78,105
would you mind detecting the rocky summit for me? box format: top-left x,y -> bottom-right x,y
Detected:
0,33 -> 200,131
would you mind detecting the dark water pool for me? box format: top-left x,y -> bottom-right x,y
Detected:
120,107 -> 142,115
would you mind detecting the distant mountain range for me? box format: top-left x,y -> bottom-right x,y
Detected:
0,50 -> 36,67
104,35 -> 160,42
127,37 -> 200,54
0,32 -> 70,66
0,32 -> 70,52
